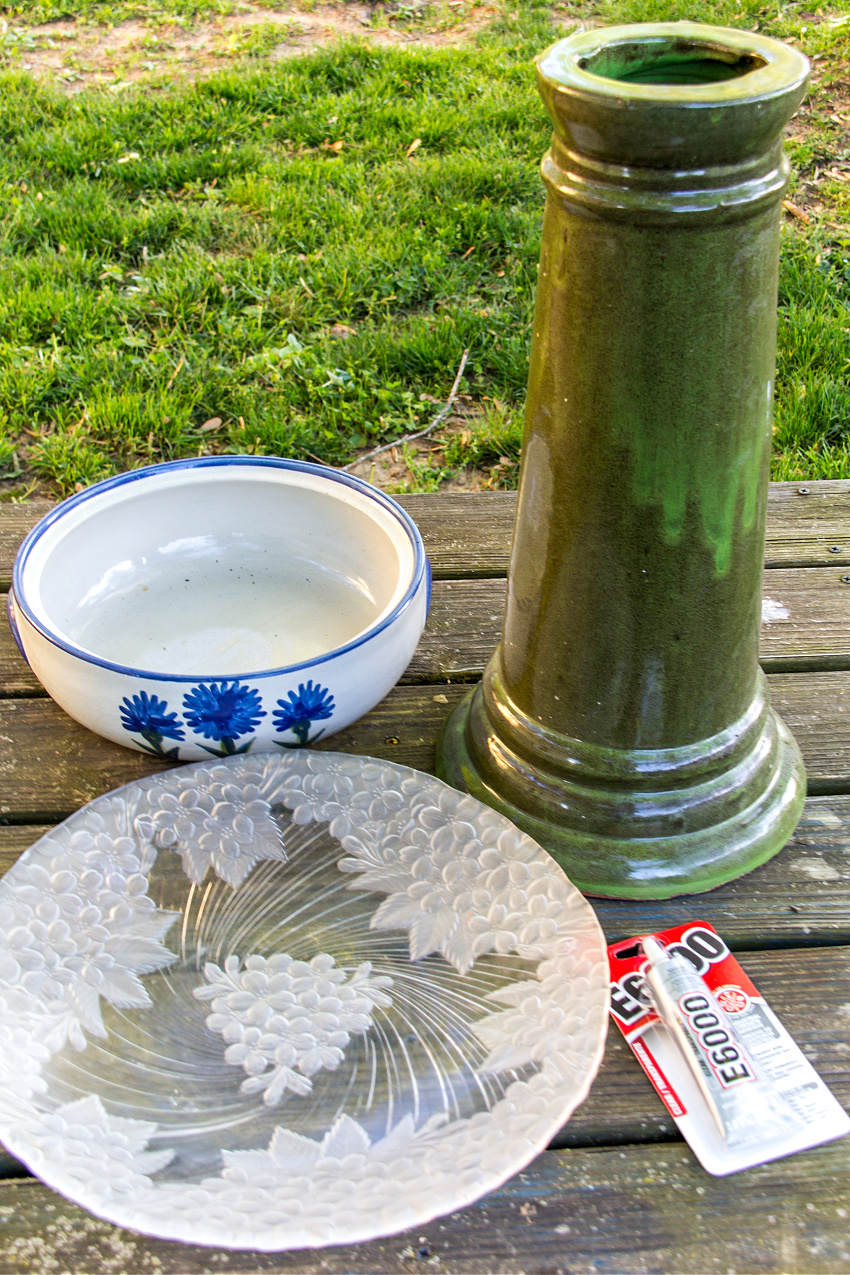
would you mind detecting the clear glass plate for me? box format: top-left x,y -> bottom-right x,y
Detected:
0,752 -> 609,1250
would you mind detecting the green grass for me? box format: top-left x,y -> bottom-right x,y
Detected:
0,0 -> 847,495
1,0 -> 255,26
773,233 -> 850,480
0,39 -> 550,492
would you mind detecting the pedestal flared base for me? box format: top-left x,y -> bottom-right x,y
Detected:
436,670 -> 806,900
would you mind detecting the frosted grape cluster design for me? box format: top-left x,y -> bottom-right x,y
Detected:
133,762 -> 287,889
4,1095 -> 175,1196
195,953 -> 393,1105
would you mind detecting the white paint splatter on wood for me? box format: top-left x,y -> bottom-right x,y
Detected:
789,855 -> 841,881
762,597 -> 790,623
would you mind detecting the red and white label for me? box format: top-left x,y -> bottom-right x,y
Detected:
714,984 -> 751,1015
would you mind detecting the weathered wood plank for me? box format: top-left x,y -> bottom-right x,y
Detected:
409,578 -> 504,682
0,497 -> 512,588
0,611 -> 44,697
2,676 -> 850,943
763,479 -> 850,569
591,793 -> 850,948
0,825 -> 65,874
758,567 -> 850,671
2,670 -> 850,816
7,564 -> 850,701
769,670 -> 850,795
0,795 -> 844,947
2,488 -> 848,1267
2,1134 -> 850,1274
0,494 -> 519,588
397,491 -> 517,578
4,482 -> 850,590
0,502 -> 53,593
1,580 -> 509,696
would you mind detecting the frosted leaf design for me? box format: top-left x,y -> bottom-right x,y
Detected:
135,762 -> 287,888
7,1095 -> 173,1197
195,953 -> 393,1105
0,752 -> 609,1251
222,1113 -> 407,1178
142,1070 -> 569,1246
0,813 -> 178,1052
280,752 -> 576,974
472,939 -> 594,1075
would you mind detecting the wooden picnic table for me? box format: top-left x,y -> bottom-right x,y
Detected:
1,481 -> 850,1274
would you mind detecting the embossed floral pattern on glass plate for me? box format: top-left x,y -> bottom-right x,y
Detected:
0,752 -> 609,1251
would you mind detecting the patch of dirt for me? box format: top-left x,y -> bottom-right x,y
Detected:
780,45 -> 850,227
343,398 -> 513,493
345,440 -> 491,492
2,2 -> 498,92
0,405 -> 509,503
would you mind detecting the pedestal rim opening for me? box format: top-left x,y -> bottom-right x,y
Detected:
577,38 -> 767,87
537,22 -> 808,107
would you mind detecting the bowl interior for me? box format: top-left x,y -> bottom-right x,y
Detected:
18,466 -> 418,676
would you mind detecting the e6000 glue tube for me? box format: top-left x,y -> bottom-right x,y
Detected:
641,935 -> 802,1147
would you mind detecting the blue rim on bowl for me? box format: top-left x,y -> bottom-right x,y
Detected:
11,456 -> 432,682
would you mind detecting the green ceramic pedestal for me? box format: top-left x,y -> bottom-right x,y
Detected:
438,23 -> 810,900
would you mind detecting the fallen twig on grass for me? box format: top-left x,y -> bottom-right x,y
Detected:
342,348 -> 469,473
164,356 -> 185,391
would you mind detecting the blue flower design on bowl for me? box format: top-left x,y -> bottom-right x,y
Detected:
182,681 -> 266,757
273,681 -> 336,747
119,691 -> 185,759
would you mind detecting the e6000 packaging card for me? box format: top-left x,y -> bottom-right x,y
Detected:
608,922 -> 850,1176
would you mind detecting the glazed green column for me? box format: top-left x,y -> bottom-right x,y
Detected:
438,23 -> 809,899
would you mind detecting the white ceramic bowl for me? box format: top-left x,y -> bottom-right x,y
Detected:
9,457 -> 430,760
